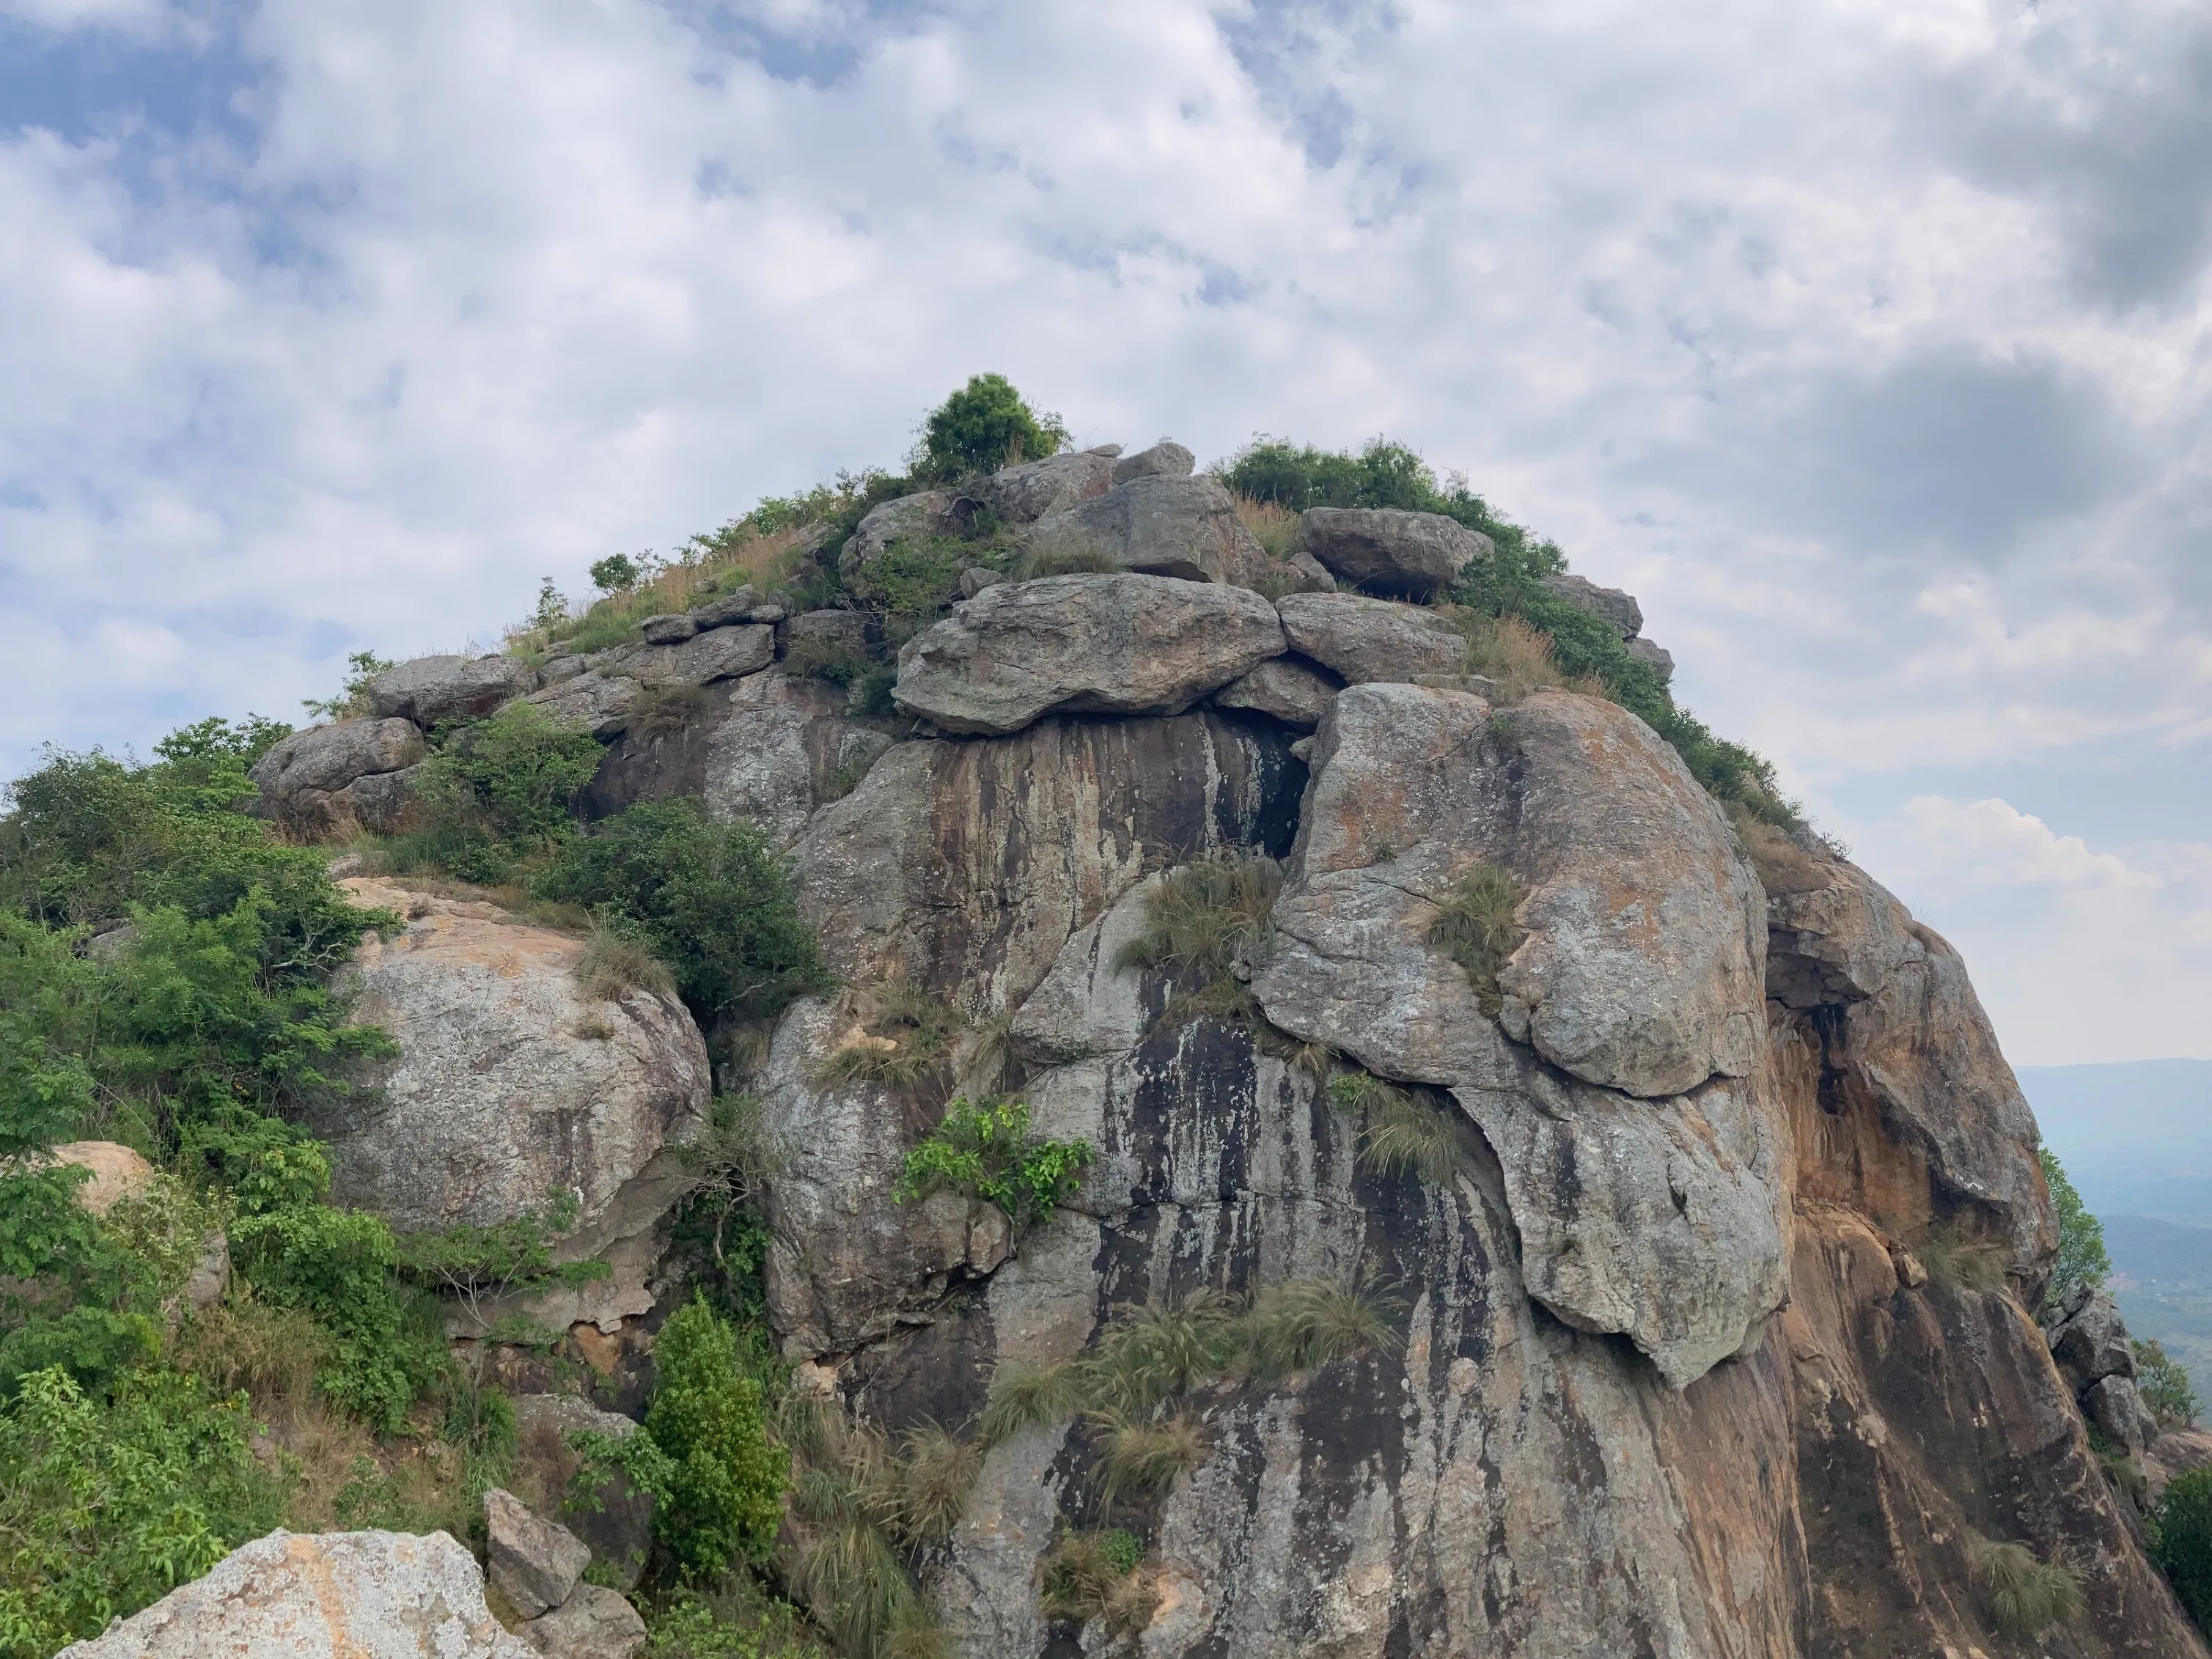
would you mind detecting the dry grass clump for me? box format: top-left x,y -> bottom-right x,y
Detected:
1039,1529 -> 1155,1633
1728,801 -> 1832,896
1446,612 -> 1598,702
1970,1537 -> 2084,1638
575,928 -> 677,1002
174,1298 -> 328,1422
626,682 -> 713,740
1916,1222 -> 2011,1292
1015,545 -> 1125,580
1328,1073 -> 1480,1188
819,972 -> 969,1093
1232,496 -> 1304,562
516,524 -> 809,658
1425,864 -> 1526,1016
1115,855 -> 1281,1024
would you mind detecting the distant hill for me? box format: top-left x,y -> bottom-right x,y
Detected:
2018,1059 -> 2212,1226
2102,1213 -> 2212,1414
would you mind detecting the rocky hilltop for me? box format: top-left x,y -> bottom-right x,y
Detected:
72,430 -> 2208,1657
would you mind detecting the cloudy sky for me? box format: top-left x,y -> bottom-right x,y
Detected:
4,0 -> 2209,1067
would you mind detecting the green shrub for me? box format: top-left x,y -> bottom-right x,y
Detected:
644,1575 -> 826,1658
2138,1339 -> 2200,1427
396,1186 -> 611,1335
2039,1148 -> 2112,1309
919,373 -> 1067,478
530,799 -> 828,1026
301,650 -> 395,721
646,1299 -> 789,1578
592,553 -> 643,594
1039,1529 -> 1154,1633
1425,864 -> 1526,1015
845,535 -> 974,641
892,1096 -> 1093,1242
394,702 -> 604,883
1970,1537 -> 2083,1638
0,1365 -> 285,1652
2157,1466 -> 2212,1635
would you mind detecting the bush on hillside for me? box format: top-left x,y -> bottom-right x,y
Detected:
2038,1148 -> 2112,1309
529,799 -> 828,1026
2137,1339 -> 2200,1428
919,373 -> 1068,479
2158,1466 -> 2212,1636
644,1298 -> 788,1578
892,1096 -> 1094,1242
390,702 -> 604,884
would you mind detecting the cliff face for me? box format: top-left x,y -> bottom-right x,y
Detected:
732,674 -> 2199,1655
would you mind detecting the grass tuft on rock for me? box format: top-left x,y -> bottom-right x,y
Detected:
1971,1537 -> 2084,1638
1425,864 -> 1526,1016
1916,1222 -> 2010,1292
576,928 -> 678,1003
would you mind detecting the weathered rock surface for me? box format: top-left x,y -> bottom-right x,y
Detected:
46,1139 -> 153,1214
1109,439 -> 1195,483
983,449 -> 1115,526
1274,591 -> 1466,684
637,613 -> 695,645
1208,655 -> 1340,729
484,1489 -> 590,1619
1249,684 -> 1779,1383
687,584 -> 756,628
704,673 -> 892,845
1627,635 -> 1675,683
509,1396 -> 654,1587
345,762 -> 428,833
2046,1284 -> 2136,1391
364,654 -> 539,725
525,672 -> 644,738
250,718 -> 427,827
322,878 -> 710,1328
838,490 -> 966,581
1299,506 -> 1492,598
892,573 -> 1285,736
56,1529 -> 531,1659
608,622 -> 774,688
1021,476 -> 1276,586
1541,570 -> 1643,639
518,1586 -> 646,1659
782,607 -> 870,658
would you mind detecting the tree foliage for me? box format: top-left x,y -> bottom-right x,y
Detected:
919,373 -> 1067,478
892,1096 -> 1094,1241
644,1299 -> 789,1578
2158,1467 -> 2212,1636
2038,1147 -> 2112,1308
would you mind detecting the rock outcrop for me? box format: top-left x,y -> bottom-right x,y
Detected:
322,878 -> 710,1329
983,449 -> 1117,526
1300,506 -> 1492,598
249,718 -> 427,831
1274,591 -> 1466,685
1019,476 -> 1277,587
1208,655 -> 1340,729
365,654 -> 540,725
57,1530 -> 531,1659
891,573 -> 1285,736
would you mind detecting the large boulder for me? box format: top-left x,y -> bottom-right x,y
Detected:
891,573 -> 1285,737
484,1489 -> 590,1619
321,878 -> 710,1330
45,1139 -> 153,1214
606,624 -> 774,688
983,449 -> 1116,526
1110,440 -> 1195,483
1627,636 -> 1675,683
2046,1287 -> 2136,1391
364,655 -> 539,725
1299,507 -> 1491,598
250,718 -> 427,828
518,1586 -> 645,1659
1021,475 -> 1276,586
1250,684 -> 1782,1385
1542,572 -> 1642,639
56,1529 -> 532,1659
1274,591 -> 1466,685
703,673 -> 893,845
1208,655 -> 1340,729
525,672 -> 643,740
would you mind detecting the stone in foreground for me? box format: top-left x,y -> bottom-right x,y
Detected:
892,573 -> 1285,736
56,1529 -> 531,1659
518,1586 -> 647,1659
1299,506 -> 1492,597
1274,591 -> 1466,685
250,718 -> 427,828
364,654 -> 539,725
484,1488 -> 591,1619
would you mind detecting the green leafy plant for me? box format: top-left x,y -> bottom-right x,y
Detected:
844,536 -> 976,642
644,1574 -> 828,1659
0,1366 -> 285,1652
892,1096 -> 1093,1243
396,1187 -> 611,1336
1039,1528 -> 1155,1634
918,373 -> 1067,478
530,800 -> 829,1026
1969,1537 -> 2083,1638
301,650 -> 397,721
1426,864 -> 1526,1016
644,1298 -> 790,1578
2156,1465 -> 2212,1636
2137,1338 -> 2200,1428
592,553 -> 644,594
2039,1148 -> 2112,1309
392,702 -> 604,883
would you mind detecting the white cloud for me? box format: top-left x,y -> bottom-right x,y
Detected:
1894,795 -> 2155,889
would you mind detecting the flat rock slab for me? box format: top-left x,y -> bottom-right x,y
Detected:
1110,440 -> 1195,483
526,672 -> 644,738
1300,507 -> 1492,598
365,655 -> 539,726
518,1585 -> 646,1659
1274,591 -> 1466,685
1250,683 -> 1782,1386
1021,475 -> 1276,586
609,624 -> 774,687
892,573 -> 1285,736
984,449 -> 1115,526
57,1529 -> 532,1659
485,1488 -> 591,1619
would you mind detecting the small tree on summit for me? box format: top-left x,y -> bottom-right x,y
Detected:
919,372 -> 1068,477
